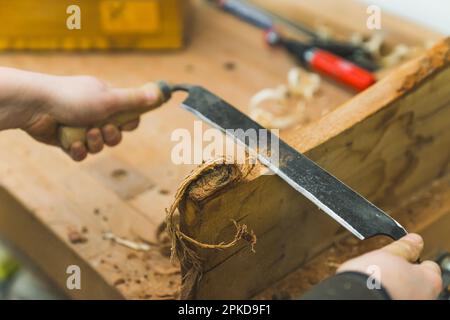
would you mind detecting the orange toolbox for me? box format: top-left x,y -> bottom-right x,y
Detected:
0,0 -> 188,50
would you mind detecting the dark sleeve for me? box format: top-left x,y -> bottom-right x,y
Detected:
300,272 -> 392,300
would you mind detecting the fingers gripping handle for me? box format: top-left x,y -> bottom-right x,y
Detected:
58,112 -> 142,150
58,81 -> 172,150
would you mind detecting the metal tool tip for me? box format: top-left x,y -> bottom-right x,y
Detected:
170,84 -> 194,92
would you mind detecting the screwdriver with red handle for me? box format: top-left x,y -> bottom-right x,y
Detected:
212,0 -> 376,92
266,31 -> 376,92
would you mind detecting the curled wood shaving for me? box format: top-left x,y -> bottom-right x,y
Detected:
249,68 -> 320,129
381,44 -> 410,68
249,106 -> 304,130
315,24 -> 333,40
288,68 -> 321,99
164,158 -> 257,298
350,32 -> 418,68
166,158 -> 256,260
363,32 -> 385,59
103,232 -> 151,252
349,32 -> 364,46
175,219 -> 256,252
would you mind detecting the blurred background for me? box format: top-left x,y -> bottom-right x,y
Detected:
361,0 -> 450,34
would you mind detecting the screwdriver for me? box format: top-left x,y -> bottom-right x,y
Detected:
266,31 -> 376,92
214,0 -> 378,70
212,0 -> 377,91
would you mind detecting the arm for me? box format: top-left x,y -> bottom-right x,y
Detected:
301,233 -> 443,300
0,67 -> 163,161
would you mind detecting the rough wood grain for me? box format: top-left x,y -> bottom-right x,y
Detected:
256,174 -> 450,299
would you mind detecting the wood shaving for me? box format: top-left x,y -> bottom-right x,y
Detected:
350,31 -> 419,68
164,158 -> 257,298
349,32 -> 364,45
166,158 -> 256,260
288,67 -> 321,99
362,32 -> 385,58
249,68 -> 320,129
103,232 -> 151,252
153,266 -> 181,276
315,24 -> 333,40
381,44 -> 411,68
68,230 -> 88,244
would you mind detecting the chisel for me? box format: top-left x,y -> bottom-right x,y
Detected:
172,84 -> 407,240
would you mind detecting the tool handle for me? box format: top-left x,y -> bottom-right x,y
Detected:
308,49 -> 376,91
216,0 -> 274,30
311,39 -> 379,71
58,81 -> 172,150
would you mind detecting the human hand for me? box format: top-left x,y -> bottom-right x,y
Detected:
0,67 -> 164,161
337,233 -> 442,299
24,75 -> 164,161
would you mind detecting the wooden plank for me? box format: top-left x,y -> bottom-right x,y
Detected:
179,38 -> 450,299
257,174 -> 450,299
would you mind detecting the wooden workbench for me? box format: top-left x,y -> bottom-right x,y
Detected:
0,0 -> 444,299
0,0 -> 299,299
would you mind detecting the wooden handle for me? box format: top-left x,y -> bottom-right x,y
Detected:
58,81 -> 172,150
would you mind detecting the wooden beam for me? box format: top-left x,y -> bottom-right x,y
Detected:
179,38 -> 450,299
256,173 -> 450,299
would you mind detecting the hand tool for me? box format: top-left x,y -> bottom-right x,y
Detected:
265,31 -> 376,91
210,0 -> 379,72
172,84 -> 407,240
211,0 -> 377,91
59,83 -> 407,240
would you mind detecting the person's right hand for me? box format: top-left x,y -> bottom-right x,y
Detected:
337,233 -> 443,299
23,75 -> 164,161
0,67 -> 165,162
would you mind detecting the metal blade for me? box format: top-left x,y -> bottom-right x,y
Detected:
175,85 -> 407,240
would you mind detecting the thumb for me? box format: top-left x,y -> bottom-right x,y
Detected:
380,233 -> 424,262
107,83 -> 165,115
